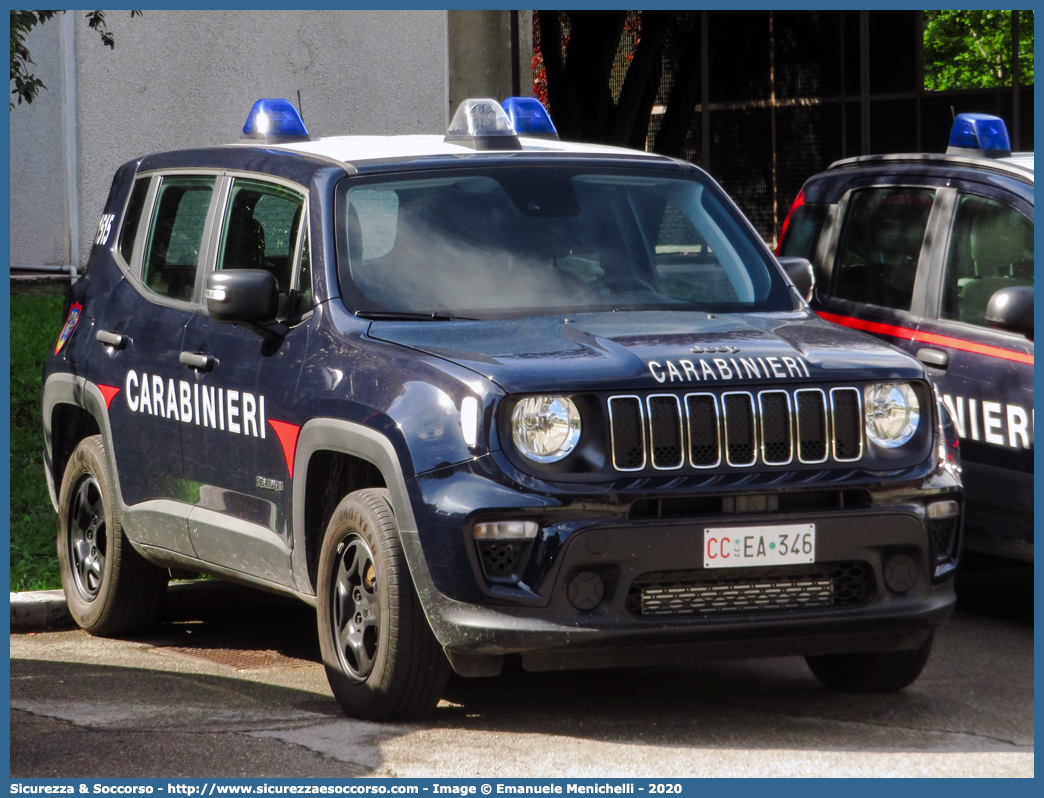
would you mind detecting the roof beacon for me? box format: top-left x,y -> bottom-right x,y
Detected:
445,98 -> 522,151
242,98 -> 311,143
946,113 -> 1011,159
502,97 -> 559,140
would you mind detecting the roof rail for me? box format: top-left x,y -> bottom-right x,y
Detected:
828,152 -> 1033,181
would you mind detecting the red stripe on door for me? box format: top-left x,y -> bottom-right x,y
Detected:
267,419 -> 301,478
816,311 -> 1034,366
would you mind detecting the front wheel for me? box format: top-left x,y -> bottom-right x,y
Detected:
57,435 -> 167,635
316,488 -> 450,720
805,633 -> 935,692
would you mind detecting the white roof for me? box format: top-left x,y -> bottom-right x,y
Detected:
257,134 -> 666,165
1003,153 -> 1034,173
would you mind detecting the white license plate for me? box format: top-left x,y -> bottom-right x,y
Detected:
703,524 -> 815,568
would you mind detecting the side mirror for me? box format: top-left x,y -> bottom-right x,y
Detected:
778,256 -> 815,303
985,285 -> 1033,340
205,270 -> 286,340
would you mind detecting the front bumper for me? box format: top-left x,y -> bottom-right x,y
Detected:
401,507 -> 956,675
394,436 -> 961,676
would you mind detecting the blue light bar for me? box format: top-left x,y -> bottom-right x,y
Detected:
946,113 -> 1011,158
242,99 -> 310,142
502,97 -> 559,140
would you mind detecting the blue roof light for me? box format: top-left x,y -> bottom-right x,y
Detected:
502,97 -> 559,140
242,99 -> 310,142
947,113 -> 1011,158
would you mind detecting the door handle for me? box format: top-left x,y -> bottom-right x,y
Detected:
96,330 -> 129,349
916,347 -> 949,369
179,351 -> 217,372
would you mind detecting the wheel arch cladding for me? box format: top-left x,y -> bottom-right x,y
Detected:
50,403 -> 101,503
302,449 -> 387,592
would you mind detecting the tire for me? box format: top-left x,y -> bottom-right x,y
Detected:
805,633 -> 935,692
317,488 -> 450,720
57,435 -> 168,636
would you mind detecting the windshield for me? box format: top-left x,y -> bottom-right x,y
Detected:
336,166 -> 792,317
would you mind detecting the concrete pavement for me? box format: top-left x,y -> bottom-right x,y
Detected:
10,561 -> 1033,777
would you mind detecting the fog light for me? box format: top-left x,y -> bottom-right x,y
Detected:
473,520 -> 538,540
567,571 -> 604,611
883,554 -> 918,594
927,499 -> 960,519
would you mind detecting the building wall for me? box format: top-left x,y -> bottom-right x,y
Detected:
10,10 -> 449,269
9,19 -> 68,268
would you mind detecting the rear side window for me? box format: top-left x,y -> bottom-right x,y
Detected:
118,178 -> 150,266
142,176 -> 216,302
832,188 -> 935,311
941,194 -> 1033,326
779,204 -> 828,261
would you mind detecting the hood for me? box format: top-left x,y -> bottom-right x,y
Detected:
367,310 -> 924,394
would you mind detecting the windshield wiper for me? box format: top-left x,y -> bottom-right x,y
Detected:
355,310 -> 475,321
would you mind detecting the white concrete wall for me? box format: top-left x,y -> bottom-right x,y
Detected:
10,10 -> 449,269
9,19 -> 68,267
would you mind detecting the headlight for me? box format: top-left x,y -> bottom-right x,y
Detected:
864,382 -> 920,448
511,396 -> 581,463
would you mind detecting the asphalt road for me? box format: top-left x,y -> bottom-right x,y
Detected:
10,558 -> 1033,778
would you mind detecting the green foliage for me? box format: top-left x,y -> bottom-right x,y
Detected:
10,10 -> 142,109
10,293 -> 65,591
924,10 -> 1034,91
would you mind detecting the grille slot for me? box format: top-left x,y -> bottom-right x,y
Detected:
607,386 -> 865,471
608,396 -> 646,471
795,388 -> 829,463
685,393 -> 721,468
830,387 -> 863,462
627,561 -> 875,616
647,394 -> 684,469
758,391 -> 793,465
722,392 -> 757,467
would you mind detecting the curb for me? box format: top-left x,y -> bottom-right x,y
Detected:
10,579 -> 299,633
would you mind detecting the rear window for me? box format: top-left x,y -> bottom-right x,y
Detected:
778,204 -> 828,262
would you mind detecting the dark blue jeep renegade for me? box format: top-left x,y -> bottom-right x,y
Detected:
43,98 -> 963,720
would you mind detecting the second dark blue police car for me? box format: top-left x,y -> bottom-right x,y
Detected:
45,97 -> 963,720
778,113 -> 1033,562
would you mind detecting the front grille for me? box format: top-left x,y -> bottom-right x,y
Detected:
627,561 -> 875,616
685,394 -> 720,467
722,392 -> 757,466
608,396 -> 646,471
609,386 -> 864,472
759,391 -> 792,465
830,387 -> 863,462
795,389 -> 829,463
647,394 -> 684,469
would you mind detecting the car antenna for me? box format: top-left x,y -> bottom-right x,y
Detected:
297,90 -> 304,123
950,105 -> 956,121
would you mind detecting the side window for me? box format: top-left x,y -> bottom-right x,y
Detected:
833,187 -> 935,311
141,176 -> 216,302
941,195 -> 1033,327
216,178 -> 306,322
118,177 -> 151,266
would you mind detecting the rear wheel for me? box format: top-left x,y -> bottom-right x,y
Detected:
317,488 -> 450,720
57,435 -> 168,635
805,633 -> 934,692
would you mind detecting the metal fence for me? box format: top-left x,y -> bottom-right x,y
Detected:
638,10 -> 1033,246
